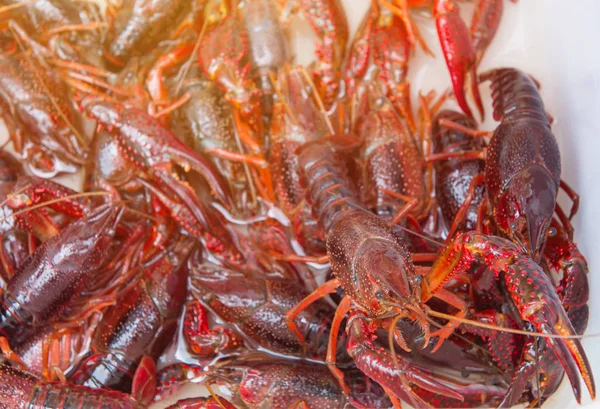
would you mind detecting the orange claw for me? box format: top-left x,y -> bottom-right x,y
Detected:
434,0 -> 484,121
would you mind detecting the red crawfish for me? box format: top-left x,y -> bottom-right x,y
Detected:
81,100 -> 242,250
164,397 -> 237,409
71,238 -> 193,395
289,0 -> 349,109
182,297 -> 243,359
426,230 -> 595,404
0,25 -> 87,177
495,217 -> 591,406
103,0 -> 191,68
12,313 -> 101,381
202,358 -> 391,409
344,0 -> 414,130
0,358 -> 156,409
430,68 -> 567,261
188,260 -> 349,362
285,142 -> 469,407
269,66 -> 331,255
353,80 -> 428,224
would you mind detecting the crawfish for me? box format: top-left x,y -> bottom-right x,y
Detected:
269,66 -> 331,255
354,80 -> 427,224
285,142 -> 470,407
0,28 -> 87,177
494,217 -> 591,406
168,73 -> 257,210
242,0 -> 290,125
433,68 -> 562,260
81,100 -> 245,258
71,238 -> 193,394
164,397 -> 237,409
0,358 -> 155,409
182,296 -> 243,359
425,230 -> 595,404
290,0 -> 349,109
0,203 -> 121,346
431,109 -> 486,236
103,0 -> 191,68
0,152 -> 33,287
188,260 -> 349,362
344,1 -> 414,129
203,357 -> 390,409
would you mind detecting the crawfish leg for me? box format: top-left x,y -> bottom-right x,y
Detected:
0,336 -> 26,367
559,179 -> 580,220
285,278 -> 340,345
326,296 -> 353,395
444,173 -> 485,241
147,45 -> 195,103
428,288 -> 468,352
381,189 -> 420,225
206,149 -> 268,169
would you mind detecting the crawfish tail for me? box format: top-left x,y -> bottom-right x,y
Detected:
0,364 -> 137,409
298,143 -> 366,233
0,293 -> 33,342
483,68 -> 548,123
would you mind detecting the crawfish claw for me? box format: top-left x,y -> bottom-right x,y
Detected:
347,317 -> 463,409
434,0 -> 484,120
505,262 -> 596,403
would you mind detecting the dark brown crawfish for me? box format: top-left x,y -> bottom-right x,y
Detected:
431,109 -> 486,235
188,260 -> 349,362
71,238 -> 193,394
0,152 -> 32,288
432,68 -> 562,260
0,204 -> 120,345
103,0 -> 191,68
484,68 -> 561,259
0,358 -> 155,409
286,142 -> 467,407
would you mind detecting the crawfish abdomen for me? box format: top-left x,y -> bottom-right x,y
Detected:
484,68 -> 561,198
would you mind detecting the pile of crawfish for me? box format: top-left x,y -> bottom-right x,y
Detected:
0,0 -> 594,408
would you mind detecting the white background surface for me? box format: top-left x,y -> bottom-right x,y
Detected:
0,0 -> 597,408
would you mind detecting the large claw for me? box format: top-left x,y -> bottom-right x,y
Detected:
434,0 -> 484,120
346,316 -> 464,409
503,260 -> 596,403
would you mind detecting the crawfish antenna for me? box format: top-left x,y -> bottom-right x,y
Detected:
174,0 -> 215,95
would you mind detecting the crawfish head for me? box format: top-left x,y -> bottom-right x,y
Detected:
351,235 -> 422,316
494,165 -> 557,260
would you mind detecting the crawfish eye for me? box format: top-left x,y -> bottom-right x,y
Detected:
547,227 -> 557,237
375,291 -> 385,300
